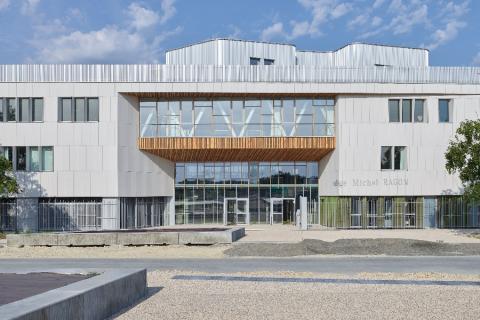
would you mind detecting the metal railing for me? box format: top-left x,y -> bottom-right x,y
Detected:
0,202 -> 17,231
0,64 -> 479,84
38,202 -> 105,231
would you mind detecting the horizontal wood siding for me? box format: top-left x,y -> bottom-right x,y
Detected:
138,137 -> 335,161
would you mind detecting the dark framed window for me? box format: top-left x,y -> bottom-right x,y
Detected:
250,57 -> 261,65
401,99 -> 412,122
388,100 -> 400,122
59,97 -> 99,122
32,98 -> 44,122
439,99 -> 451,123
414,100 -> 425,122
264,59 -> 275,65
16,147 -> 27,171
7,98 -> 16,121
381,146 -> 407,170
381,146 -> 392,170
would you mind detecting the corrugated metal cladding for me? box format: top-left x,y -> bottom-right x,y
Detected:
166,39 -> 297,65
0,64 -> 479,83
167,39 -> 429,67
297,44 -> 429,67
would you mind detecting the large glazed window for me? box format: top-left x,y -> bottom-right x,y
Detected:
139,98 -> 335,137
0,146 -> 54,172
175,161 -> 319,224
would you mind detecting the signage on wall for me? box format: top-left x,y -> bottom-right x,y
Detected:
333,178 -> 408,188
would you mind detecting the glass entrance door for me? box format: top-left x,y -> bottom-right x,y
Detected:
224,198 -> 249,225
270,198 -> 283,224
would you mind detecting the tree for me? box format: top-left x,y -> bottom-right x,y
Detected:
445,119 -> 480,202
0,155 -> 19,198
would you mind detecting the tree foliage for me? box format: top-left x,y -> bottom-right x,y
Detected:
445,119 -> 480,201
0,155 -> 19,198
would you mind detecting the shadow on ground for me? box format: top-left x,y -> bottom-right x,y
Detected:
224,239 -> 480,257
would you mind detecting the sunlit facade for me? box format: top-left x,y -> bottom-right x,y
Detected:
1,38 -> 480,231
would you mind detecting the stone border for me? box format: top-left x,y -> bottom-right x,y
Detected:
0,269 -> 147,320
7,227 -> 245,247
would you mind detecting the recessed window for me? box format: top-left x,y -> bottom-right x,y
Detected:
250,57 -> 261,65
439,99 -> 451,123
389,98 -> 425,123
381,146 -> 407,170
401,99 -> 412,122
264,59 -> 275,65
7,98 -> 16,122
0,146 -> 53,171
388,100 -> 400,122
59,97 -> 99,122
32,98 -> 44,122
414,100 -> 425,122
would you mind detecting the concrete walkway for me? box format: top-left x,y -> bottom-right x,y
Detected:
240,225 -> 480,243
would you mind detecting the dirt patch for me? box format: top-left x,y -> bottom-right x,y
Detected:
225,238 -> 480,257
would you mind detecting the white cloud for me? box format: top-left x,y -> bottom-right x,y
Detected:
260,22 -> 285,41
32,26 -> 164,63
348,14 -> 368,29
262,0 -> 353,41
425,20 -> 466,50
27,1 -> 181,63
159,0 -> 176,24
128,3 -> 160,30
390,4 -> 428,35
0,0 -> 10,11
21,0 -> 40,15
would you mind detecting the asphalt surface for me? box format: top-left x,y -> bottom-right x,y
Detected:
0,272 -> 90,306
1,256 -> 480,274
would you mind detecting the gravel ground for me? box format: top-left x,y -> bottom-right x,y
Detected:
115,270 -> 480,320
0,244 -> 227,259
225,238 -> 480,257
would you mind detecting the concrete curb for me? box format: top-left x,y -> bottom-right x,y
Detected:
7,227 -> 245,247
0,269 -> 147,320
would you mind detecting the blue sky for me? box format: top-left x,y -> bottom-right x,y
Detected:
0,0 -> 478,65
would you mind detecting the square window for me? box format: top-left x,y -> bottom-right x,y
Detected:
264,58 -> 274,65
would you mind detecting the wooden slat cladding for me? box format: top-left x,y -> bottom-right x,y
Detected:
138,137 -> 335,161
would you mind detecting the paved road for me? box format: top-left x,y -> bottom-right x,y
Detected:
1,256 -> 480,274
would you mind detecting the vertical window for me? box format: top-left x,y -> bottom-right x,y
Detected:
87,98 -> 99,121
264,59 -> 275,65
41,147 -> 54,171
7,98 -> 16,121
29,147 -> 40,171
439,99 -> 451,123
414,99 -> 424,122
32,98 -> 43,122
16,147 -> 26,171
381,146 -> 392,170
75,98 -> 86,121
2,146 -> 13,163
388,99 -> 400,122
394,146 -> 407,170
0,99 -> 3,121
250,57 -> 261,65
19,98 -> 30,122
401,99 -> 412,122
61,98 -> 73,121
139,100 -> 157,137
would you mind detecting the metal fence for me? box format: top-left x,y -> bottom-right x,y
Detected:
119,197 -> 167,229
0,202 -> 17,231
315,197 -> 480,229
38,201 -> 105,231
0,64 -> 479,84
